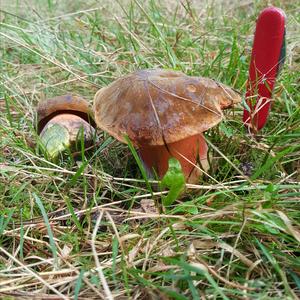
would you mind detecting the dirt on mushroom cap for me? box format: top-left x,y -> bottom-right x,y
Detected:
94,69 -> 241,147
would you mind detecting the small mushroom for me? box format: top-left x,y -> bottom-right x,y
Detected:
93,69 -> 241,183
37,94 -> 96,159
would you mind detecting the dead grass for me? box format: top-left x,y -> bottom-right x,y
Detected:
0,0 -> 300,299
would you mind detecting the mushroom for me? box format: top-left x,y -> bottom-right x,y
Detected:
93,69 -> 241,183
37,94 -> 96,159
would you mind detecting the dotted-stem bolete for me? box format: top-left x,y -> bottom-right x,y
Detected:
37,94 -> 95,159
94,69 -> 241,183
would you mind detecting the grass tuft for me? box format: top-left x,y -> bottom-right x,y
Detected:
0,0 -> 299,298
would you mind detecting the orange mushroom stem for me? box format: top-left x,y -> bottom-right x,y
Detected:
138,133 -> 208,184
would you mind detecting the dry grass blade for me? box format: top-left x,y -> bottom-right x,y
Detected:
277,210 -> 300,243
218,242 -> 257,270
196,257 -> 257,292
0,247 -> 68,299
91,210 -> 112,300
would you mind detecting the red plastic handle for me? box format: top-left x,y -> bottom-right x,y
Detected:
243,7 -> 286,132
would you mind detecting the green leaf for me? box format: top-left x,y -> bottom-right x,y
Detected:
40,123 -> 70,159
161,158 -> 185,207
74,269 -> 85,300
172,201 -> 198,215
219,122 -> 234,138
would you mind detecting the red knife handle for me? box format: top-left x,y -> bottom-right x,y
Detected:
243,7 -> 286,132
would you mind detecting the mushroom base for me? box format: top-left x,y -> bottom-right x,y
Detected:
138,133 -> 209,184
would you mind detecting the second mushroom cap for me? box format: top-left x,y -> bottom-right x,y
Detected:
37,94 -> 96,159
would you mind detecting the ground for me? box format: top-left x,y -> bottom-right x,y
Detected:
0,0 -> 299,299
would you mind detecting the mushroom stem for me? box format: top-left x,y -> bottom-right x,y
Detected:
138,133 -> 209,184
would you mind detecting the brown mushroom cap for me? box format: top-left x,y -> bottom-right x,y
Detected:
37,94 -> 95,133
94,69 -> 241,146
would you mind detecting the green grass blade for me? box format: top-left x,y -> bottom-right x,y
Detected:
33,193 -> 58,268
64,197 -> 83,232
124,135 -> 152,194
74,269 -> 85,300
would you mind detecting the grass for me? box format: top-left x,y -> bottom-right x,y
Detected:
0,0 -> 299,298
